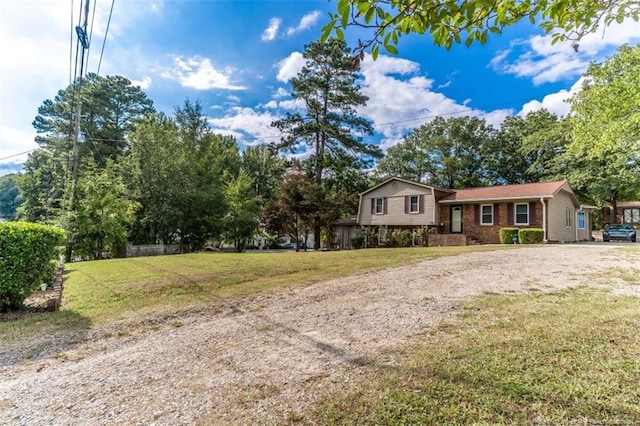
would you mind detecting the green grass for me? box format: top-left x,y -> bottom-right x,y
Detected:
0,246 -> 505,345
316,286 -> 640,424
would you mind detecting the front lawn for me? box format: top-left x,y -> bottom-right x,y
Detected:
0,246 -> 503,345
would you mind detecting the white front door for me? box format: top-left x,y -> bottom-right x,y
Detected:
451,206 -> 462,233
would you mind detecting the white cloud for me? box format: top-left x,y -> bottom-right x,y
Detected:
519,77 -> 584,117
357,55 -> 515,150
273,87 -> 290,98
208,107 -> 282,146
131,76 -> 152,89
286,11 -> 322,36
490,19 -> 640,85
161,56 -> 245,90
261,17 -> 281,42
276,52 -> 305,82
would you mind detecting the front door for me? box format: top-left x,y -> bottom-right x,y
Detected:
451,206 -> 463,233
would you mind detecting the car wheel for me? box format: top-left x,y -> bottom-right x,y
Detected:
603,239 -> 609,242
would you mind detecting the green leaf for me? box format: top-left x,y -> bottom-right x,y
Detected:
385,44 -> 399,55
321,21 -> 335,42
372,45 -> 379,60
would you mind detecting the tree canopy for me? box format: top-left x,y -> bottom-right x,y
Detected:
323,0 -> 640,58
564,44 -> 640,209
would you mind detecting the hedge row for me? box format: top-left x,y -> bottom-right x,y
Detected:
500,227 -> 545,244
0,222 -> 65,311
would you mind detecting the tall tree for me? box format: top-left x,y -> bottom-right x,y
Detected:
19,74 -> 154,233
323,0 -> 640,57
272,38 -> 381,248
127,103 -> 240,251
0,174 -> 22,221
375,116 -> 495,189
565,44 -> 640,210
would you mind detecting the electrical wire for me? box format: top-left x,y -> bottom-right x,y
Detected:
96,0 -> 115,76
0,150 -> 36,161
84,0 -> 98,72
69,0 -> 74,87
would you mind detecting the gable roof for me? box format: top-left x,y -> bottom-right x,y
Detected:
359,176 -> 454,196
439,180 -> 575,204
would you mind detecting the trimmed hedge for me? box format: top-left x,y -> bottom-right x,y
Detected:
518,228 -> 545,244
0,222 -> 65,311
499,227 -> 519,244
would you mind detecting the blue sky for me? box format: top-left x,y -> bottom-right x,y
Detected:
2,0 -> 640,176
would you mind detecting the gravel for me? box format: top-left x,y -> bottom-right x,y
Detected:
1,244 -> 638,425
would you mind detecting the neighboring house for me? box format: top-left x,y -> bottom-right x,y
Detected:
602,201 -> 640,228
353,177 -> 594,246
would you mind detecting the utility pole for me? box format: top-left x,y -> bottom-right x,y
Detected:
66,0 -> 90,261
71,0 -> 90,202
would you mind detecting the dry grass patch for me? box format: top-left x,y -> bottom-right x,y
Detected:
315,287 -> 640,424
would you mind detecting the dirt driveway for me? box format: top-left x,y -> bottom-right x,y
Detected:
1,245 -> 638,425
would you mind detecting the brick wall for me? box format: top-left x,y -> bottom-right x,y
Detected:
440,201 -> 544,244
428,234 -> 467,247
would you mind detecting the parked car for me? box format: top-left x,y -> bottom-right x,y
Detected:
603,224 -> 637,242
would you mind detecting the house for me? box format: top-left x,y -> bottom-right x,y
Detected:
602,201 -> 640,228
353,177 -> 594,246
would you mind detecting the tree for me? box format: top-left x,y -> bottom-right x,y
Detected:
33,73 -> 154,167
322,0 -> 640,58
375,116 -> 495,188
16,150 -> 66,223
127,102 -> 240,251
241,145 -> 287,203
19,74 -> 154,253
565,44 -> 640,211
0,174 -> 22,221
272,38 -> 381,248
262,169 -> 324,252
222,171 -> 262,252
70,160 -> 137,259
487,109 -> 566,184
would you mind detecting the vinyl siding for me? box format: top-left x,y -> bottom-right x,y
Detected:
359,180 -> 436,226
547,189 -> 578,242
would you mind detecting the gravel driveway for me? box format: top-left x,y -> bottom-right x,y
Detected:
1,244 -> 638,425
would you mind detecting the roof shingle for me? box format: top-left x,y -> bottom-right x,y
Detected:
440,180 -> 569,202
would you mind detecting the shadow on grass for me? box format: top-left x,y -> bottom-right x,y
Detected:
0,309 -> 92,367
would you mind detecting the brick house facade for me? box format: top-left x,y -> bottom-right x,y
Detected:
355,177 -> 594,246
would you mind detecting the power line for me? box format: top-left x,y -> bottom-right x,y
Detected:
97,0 -> 115,76
0,150 -> 35,161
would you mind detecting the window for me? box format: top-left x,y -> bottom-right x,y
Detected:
409,195 -> 419,213
481,204 -> 493,225
623,208 -> 640,224
515,203 -> 529,225
577,211 -> 586,230
375,198 -> 384,214
566,208 -> 573,228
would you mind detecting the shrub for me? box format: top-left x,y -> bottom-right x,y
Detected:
415,226 -> 429,247
351,235 -> 364,249
389,229 -> 411,247
0,222 -> 65,311
519,228 -> 545,244
499,227 -> 520,244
